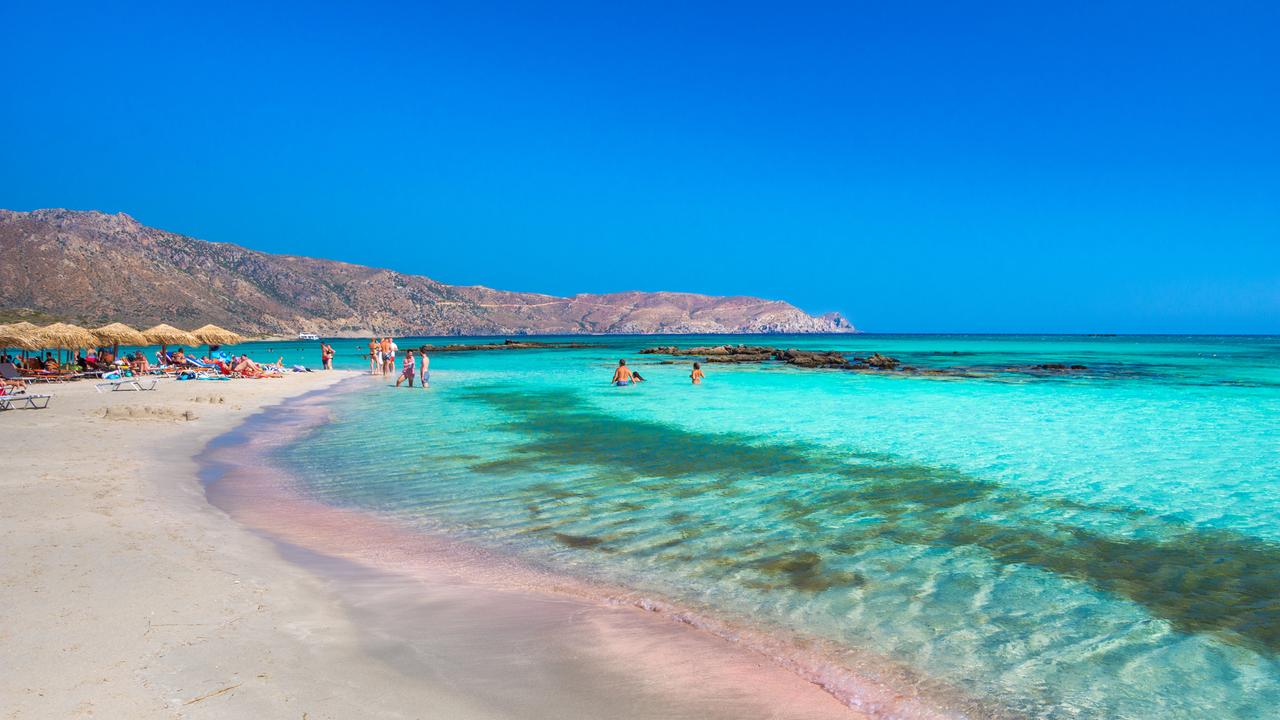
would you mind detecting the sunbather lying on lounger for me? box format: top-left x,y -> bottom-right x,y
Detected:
233,355 -> 263,376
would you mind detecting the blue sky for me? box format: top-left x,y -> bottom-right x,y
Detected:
2,1 -> 1277,332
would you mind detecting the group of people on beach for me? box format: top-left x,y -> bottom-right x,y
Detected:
341,338 -> 709,391
611,359 -> 704,386
366,337 -> 430,388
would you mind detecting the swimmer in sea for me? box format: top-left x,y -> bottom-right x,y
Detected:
611,359 -> 634,386
690,362 -> 705,385
631,370 -> 645,383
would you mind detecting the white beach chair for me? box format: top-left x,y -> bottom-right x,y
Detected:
95,377 -> 161,393
0,392 -> 52,410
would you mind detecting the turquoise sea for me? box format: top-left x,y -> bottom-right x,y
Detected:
259,334 -> 1279,718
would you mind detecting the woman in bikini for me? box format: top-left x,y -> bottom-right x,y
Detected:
690,362 -> 705,385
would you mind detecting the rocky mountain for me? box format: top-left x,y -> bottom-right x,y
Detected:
0,209 -> 855,337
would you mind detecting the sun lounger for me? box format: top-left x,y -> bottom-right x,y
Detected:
0,392 -> 51,410
0,362 -> 27,382
95,377 -> 161,393
20,370 -> 81,383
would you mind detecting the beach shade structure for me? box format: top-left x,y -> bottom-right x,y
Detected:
142,323 -> 199,362
141,323 -> 199,347
91,322 -> 147,356
0,323 -> 43,351
0,321 -> 43,360
36,322 -> 98,350
36,322 -> 99,365
190,324 -> 245,347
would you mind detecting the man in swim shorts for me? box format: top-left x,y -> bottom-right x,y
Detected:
611,359 -> 634,386
418,345 -> 431,388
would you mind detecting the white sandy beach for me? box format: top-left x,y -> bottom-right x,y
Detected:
1,373 -> 862,719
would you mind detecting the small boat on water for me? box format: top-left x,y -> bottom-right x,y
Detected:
297,332 -> 320,341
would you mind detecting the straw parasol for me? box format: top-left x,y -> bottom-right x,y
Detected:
91,322 -> 148,360
142,323 -> 199,362
92,322 -> 147,348
0,323 -> 42,351
141,323 -> 199,347
37,322 -> 98,350
190,324 -> 245,347
36,322 -> 98,364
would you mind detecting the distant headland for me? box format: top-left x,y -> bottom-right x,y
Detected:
0,209 -> 854,337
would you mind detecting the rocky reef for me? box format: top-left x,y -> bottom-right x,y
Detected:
418,339 -> 599,352
640,345 -> 1091,378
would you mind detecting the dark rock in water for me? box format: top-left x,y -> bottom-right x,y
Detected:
865,352 -> 899,369
422,339 -> 599,352
636,345 -> 1094,381
777,349 -> 850,369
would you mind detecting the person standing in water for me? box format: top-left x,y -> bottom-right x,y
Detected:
380,337 -> 392,376
321,342 -> 334,370
418,345 -> 431,388
690,362 -> 705,384
611,359 -> 634,386
368,338 -> 380,375
395,350 -> 416,387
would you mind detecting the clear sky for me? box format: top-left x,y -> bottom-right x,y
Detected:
2,1 -> 1277,333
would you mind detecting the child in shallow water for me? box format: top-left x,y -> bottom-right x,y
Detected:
395,350 -> 416,388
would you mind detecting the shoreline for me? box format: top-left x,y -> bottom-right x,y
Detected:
202,379 -> 1001,719
2,370 -> 868,718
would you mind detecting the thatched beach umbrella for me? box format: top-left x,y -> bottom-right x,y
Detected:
0,321 -> 42,360
37,322 -> 97,350
142,323 -> 199,361
0,323 -> 42,351
37,322 -> 98,364
141,323 -> 198,347
92,322 -> 147,347
190,324 -> 245,347
91,322 -> 148,360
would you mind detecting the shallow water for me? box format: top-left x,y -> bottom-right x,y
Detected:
270,334 -> 1280,719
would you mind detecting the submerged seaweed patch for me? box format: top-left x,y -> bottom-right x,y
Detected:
750,551 -> 867,592
554,532 -> 606,549
461,386 -> 1280,654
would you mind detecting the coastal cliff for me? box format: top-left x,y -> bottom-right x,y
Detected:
0,209 -> 855,336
